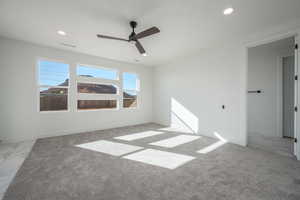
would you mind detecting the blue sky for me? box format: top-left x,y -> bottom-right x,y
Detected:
123,72 -> 138,90
39,61 -> 138,90
39,60 -> 69,86
77,65 -> 117,80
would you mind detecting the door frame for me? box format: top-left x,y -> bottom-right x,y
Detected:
245,32 -> 300,159
294,37 -> 299,157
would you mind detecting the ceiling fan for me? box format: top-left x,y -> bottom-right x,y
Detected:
97,21 -> 160,56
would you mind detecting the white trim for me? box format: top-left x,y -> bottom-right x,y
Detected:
3,121 -> 151,143
245,32 -> 298,48
123,89 -> 138,93
77,108 -> 119,112
294,36 -> 299,159
121,107 -> 138,110
77,93 -> 120,100
39,110 -> 69,114
276,56 -> 283,138
244,47 -> 249,147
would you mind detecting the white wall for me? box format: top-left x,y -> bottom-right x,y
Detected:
0,37 -> 153,142
247,41 -> 294,137
153,46 -> 247,146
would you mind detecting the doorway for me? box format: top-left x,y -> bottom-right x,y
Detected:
247,37 -> 296,157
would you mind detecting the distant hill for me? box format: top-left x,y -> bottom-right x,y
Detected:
41,77 -> 135,98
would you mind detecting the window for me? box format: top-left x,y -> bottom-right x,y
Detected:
38,61 -> 141,112
123,73 -> 139,108
77,83 -> 118,94
77,65 -> 118,80
78,100 -> 117,110
76,65 -> 119,110
38,60 -> 69,111
123,90 -> 137,108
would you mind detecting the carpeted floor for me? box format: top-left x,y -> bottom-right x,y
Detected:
3,123 -> 300,200
248,132 -> 294,158
0,140 -> 35,199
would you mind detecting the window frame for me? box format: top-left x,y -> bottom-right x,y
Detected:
122,72 -> 140,110
36,60 -> 141,113
36,58 -> 70,113
76,63 -> 120,111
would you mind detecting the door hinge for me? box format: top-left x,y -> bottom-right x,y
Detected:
295,75 -> 298,81
296,44 -> 298,50
295,138 -> 298,143
295,106 -> 298,112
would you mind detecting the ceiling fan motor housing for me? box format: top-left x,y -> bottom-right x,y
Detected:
129,21 -> 137,41
130,21 -> 137,29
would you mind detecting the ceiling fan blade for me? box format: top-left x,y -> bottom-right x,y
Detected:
135,27 -> 160,39
135,40 -> 146,54
97,34 -> 129,42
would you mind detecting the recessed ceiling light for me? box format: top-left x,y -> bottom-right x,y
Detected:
142,53 -> 147,57
57,30 -> 66,36
223,7 -> 234,15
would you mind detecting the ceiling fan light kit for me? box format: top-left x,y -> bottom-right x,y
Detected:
97,21 -> 160,56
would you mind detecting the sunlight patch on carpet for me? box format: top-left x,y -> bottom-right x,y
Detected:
150,135 -> 201,148
114,131 -> 165,141
123,149 -> 195,169
76,140 -> 143,156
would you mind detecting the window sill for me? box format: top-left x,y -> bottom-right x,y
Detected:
76,108 -> 119,112
121,107 -> 138,110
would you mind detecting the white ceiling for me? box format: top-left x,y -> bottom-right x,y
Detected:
1,0 -> 300,66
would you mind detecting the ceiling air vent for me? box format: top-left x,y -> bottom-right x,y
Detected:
60,43 -> 76,48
